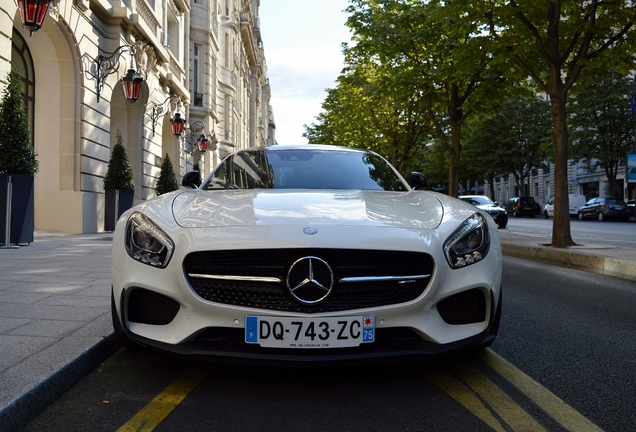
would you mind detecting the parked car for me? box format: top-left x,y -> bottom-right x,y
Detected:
627,199 -> 635,218
110,144 -> 502,364
459,195 -> 508,228
504,196 -> 541,217
543,194 -> 586,218
577,197 -> 631,222
543,198 -> 554,219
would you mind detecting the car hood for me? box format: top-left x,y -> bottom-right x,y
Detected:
170,189 -> 444,229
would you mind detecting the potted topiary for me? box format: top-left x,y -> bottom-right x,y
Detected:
191,161 -> 203,187
103,130 -> 135,231
155,154 -> 178,195
0,70 -> 39,246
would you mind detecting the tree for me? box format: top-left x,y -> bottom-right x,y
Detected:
484,1 -> 636,247
345,0 -> 513,196
304,50 -> 432,176
103,130 -> 134,190
463,94 -> 551,196
156,154 -> 178,195
0,69 -> 38,175
569,71 -> 634,197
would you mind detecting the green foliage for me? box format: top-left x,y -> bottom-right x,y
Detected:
192,162 -> 203,186
463,94 -> 551,193
156,154 -> 178,195
311,0 -> 514,195
103,130 -> 135,190
569,71 -> 634,196
0,69 -> 39,175
304,57 -> 432,175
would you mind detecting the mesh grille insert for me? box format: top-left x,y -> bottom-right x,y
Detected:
183,249 -> 434,313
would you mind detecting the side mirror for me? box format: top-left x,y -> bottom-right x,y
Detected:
182,170 -> 202,189
411,172 -> 428,190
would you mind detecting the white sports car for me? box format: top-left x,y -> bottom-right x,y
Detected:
111,144 -> 502,364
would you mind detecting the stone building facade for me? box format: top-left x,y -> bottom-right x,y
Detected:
0,0 -> 274,234
467,161 -> 634,208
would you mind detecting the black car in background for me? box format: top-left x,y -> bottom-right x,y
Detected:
504,196 -> 541,218
577,197 -> 631,222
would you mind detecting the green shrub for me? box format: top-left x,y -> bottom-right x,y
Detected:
192,162 -> 203,186
0,70 -> 39,175
103,130 -> 135,190
156,154 -> 178,195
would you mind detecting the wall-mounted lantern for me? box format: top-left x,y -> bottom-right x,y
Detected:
17,0 -> 52,36
88,44 -> 143,104
170,113 -> 186,136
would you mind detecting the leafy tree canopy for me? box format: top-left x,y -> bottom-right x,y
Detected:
569,71 -> 635,197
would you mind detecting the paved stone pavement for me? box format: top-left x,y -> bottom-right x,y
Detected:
1,229 -> 635,432
0,232 -> 117,432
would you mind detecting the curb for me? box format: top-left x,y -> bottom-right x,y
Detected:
502,243 -> 636,282
0,334 -> 121,432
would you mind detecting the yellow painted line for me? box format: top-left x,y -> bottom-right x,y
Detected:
117,363 -> 212,432
425,370 -> 508,432
452,361 -> 548,431
478,349 -> 604,432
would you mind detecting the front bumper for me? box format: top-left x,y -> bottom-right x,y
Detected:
115,290 -> 500,366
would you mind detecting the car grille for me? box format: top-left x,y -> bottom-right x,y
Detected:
183,249 -> 434,313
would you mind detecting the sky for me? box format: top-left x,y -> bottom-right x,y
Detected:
259,0 -> 353,145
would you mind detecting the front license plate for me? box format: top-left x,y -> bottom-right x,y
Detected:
245,315 -> 375,348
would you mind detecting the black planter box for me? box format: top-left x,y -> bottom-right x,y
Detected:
104,188 -> 135,232
0,174 -> 34,245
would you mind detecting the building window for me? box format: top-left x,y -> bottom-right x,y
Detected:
193,44 -> 200,93
224,32 -> 230,67
166,11 -> 179,58
11,29 -> 35,142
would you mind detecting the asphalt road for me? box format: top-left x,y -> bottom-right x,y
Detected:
19,255 -> 636,432
505,216 -> 636,248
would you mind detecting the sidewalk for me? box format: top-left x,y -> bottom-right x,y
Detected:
1,229 -> 636,431
0,232 -> 118,432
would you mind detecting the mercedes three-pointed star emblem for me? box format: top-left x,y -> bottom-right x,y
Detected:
286,256 -> 334,305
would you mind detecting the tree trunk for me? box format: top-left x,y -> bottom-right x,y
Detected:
550,93 -> 576,247
447,120 -> 462,197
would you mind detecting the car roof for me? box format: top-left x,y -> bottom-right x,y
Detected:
251,144 -> 368,154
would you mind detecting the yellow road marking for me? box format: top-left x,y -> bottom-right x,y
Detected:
425,370 -> 508,432
117,363 -> 212,432
452,361 -> 547,431
478,349 -> 604,432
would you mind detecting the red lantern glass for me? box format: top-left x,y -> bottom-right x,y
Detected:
121,69 -> 143,104
197,134 -> 209,152
171,113 -> 186,136
18,0 -> 52,35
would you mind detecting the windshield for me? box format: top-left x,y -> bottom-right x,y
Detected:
460,196 -> 494,206
201,149 -> 409,191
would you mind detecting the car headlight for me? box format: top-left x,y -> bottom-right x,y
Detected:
443,213 -> 490,269
124,212 -> 174,268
